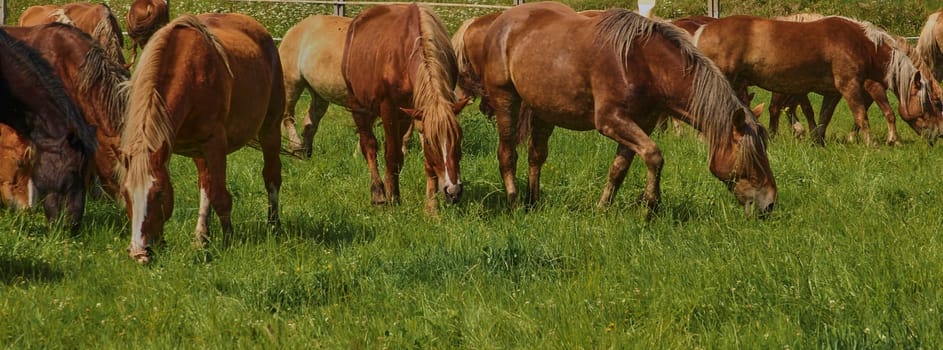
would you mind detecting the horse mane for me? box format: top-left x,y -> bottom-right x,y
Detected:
917,12 -> 942,79
596,10 -> 762,162
89,3 -> 126,65
0,28 -> 96,154
48,9 -> 75,25
120,15 -> 230,189
842,17 -> 927,112
451,16 -> 479,97
77,40 -> 131,133
772,13 -> 825,22
412,5 -> 462,161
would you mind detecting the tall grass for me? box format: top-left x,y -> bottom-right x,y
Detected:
3,0 -> 943,348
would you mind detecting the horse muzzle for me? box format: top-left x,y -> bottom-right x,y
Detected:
441,183 -> 463,205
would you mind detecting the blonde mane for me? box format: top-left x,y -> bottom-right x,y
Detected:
90,4 -> 126,65
451,16 -> 478,96
119,15 -> 230,189
596,9 -> 763,164
77,43 -> 131,133
413,5 -> 462,161
917,12 -> 942,80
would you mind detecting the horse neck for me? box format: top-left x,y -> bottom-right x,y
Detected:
412,6 -> 461,159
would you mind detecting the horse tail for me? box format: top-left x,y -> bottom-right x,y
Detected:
77,40 -> 131,135
917,12 -> 942,80
413,4 -> 462,161
515,105 -> 532,146
90,4 -> 126,66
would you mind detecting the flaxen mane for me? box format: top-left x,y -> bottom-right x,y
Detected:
451,17 -> 480,97
412,5 -> 462,161
596,9 -> 762,163
120,15 -> 230,189
90,4 -> 126,65
77,40 -> 131,132
0,29 -> 96,153
917,12 -> 942,79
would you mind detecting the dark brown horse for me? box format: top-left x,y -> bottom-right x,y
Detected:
343,4 -> 467,213
0,123 -> 35,210
5,23 -> 130,200
694,15 -> 943,146
126,0 -> 170,67
18,2 -> 125,66
481,3 -> 776,216
120,14 -> 284,264
0,28 -> 97,231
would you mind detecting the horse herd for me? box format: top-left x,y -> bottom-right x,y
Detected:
3,1 -> 943,263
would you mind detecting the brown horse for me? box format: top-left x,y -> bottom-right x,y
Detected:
279,15 -> 351,158
18,2 -> 125,66
343,4 -> 468,213
120,14 -> 285,264
5,23 -> 130,200
917,10 -> 943,81
0,124 -> 35,210
126,0 -> 170,67
0,27 -> 97,232
481,3 -> 776,216
694,15 -> 943,146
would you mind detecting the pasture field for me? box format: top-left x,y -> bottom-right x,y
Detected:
3,0 -> 943,348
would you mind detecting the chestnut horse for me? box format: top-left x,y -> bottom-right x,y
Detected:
126,0 -> 170,67
481,3 -> 776,216
18,2 -> 125,66
120,14 -> 284,263
693,15 -> 943,146
279,15 -> 351,158
5,23 -> 130,200
917,10 -> 943,81
0,28 -> 97,231
343,4 -> 467,213
0,124 -> 35,210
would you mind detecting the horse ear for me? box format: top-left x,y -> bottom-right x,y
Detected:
400,107 -> 423,120
912,71 -> 924,91
751,103 -> 765,117
452,96 -> 472,114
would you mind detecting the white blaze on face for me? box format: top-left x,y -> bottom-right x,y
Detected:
129,176 -> 156,251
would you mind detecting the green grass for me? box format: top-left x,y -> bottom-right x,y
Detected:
4,0 -> 943,348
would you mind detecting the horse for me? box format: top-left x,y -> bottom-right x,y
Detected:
480,3 -> 776,216
5,23 -> 130,200
0,124 -> 35,210
126,0 -> 170,67
693,15 -> 943,146
670,15 -> 815,138
279,15 -> 352,159
119,14 -> 285,264
0,28 -> 98,232
343,4 -> 468,213
18,2 -> 125,66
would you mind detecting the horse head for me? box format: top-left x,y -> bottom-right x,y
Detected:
0,124 -> 35,210
29,128 -> 93,231
120,144 -> 173,264
899,70 -> 943,142
708,106 -> 777,217
403,96 -> 469,205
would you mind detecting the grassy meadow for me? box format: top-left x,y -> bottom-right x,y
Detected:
3,0 -> 943,348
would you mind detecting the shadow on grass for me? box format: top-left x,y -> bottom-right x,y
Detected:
0,255 -> 63,285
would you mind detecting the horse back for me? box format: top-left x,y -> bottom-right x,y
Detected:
344,4 -> 424,111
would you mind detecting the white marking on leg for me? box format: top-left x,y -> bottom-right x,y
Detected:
195,188 -> 210,234
129,176 -> 155,252
27,179 -> 35,208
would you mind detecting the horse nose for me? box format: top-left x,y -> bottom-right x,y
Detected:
443,183 -> 463,204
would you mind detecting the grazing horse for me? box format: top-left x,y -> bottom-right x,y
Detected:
481,3 -> 776,216
126,0 -> 170,67
0,28 -> 97,231
120,14 -> 284,264
18,2 -> 125,66
343,4 -> 467,213
0,124 -> 35,210
5,23 -> 130,200
693,15 -> 943,146
279,15 -> 351,158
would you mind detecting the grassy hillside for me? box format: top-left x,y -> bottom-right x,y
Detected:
3,0 -> 943,348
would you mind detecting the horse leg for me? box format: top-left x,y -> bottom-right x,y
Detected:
597,144 -> 636,208
864,80 -> 899,146
299,95 -> 330,159
259,114 -> 283,227
843,91 -> 875,146
493,94 -> 523,208
595,111 -> 662,217
768,93 -> 783,136
353,112 -> 385,205
198,144 -> 234,246
814,95 -> 842,146
796,95 -> 815,139
282,75 -> 308,157
525,117 -> 554,209
193,158 -> 213,247
380,105 -> 409,205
